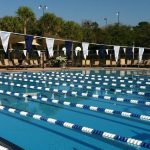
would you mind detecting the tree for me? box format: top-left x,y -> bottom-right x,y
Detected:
53,17 -> 64,36
16,6 -> 35,34
104,24 -> 134,45
134,22 -> 150,47
81,20 -> 100,42
60,21 -> 83,41
38,12 -> 64,36
0,16 -> 21,32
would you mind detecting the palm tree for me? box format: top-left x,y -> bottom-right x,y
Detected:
60,21 -> 83,41
53,16 -> 64,36
38,13 -> 60,35
16,6 -> 35,34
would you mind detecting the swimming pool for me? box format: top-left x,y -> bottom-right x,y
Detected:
0,69 -> 149,150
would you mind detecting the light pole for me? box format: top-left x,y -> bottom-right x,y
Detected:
104,18 -> 107,26
116,11 -> 120,25
38,5 -> 48,15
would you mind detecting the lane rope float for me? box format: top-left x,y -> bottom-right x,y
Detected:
0,104 -> 150,149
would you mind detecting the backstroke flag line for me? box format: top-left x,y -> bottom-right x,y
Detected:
0,31 -> 11,53
82,42 -> 89,59
114,46 -> 120,62
46,38 -> 54,57
139,47 -> 144,62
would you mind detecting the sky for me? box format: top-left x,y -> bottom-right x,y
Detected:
0,0 -> 150,26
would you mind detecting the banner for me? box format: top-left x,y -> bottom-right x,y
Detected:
126,48 -> 133,59
114,46 -> 120,62
25,35 -> 33,52
0,31 -> 11,53
23,50 -> 27,57
139,47 -> 144,62
46,38 -> 54,57
99,49 -> 106,59
65,41 -> 72,60
97,45 -> 106,59
82,42 -> 89,59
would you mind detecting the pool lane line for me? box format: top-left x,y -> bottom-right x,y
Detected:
8,72 -> 150,82
3,74 -> 150,92
0,90 -> 150,123
2,76 -> 150,97
0,81 -> 149,107
2,72 -> 150,87
1,77 -> 150,97
3,72 -> 150,88
2,74 -> 150,90
0,81 -> 150,107
0,104 -> 150,149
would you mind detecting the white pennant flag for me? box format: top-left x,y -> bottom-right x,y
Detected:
139,47 -> 144,62
23,50 -> 27,57
82,42 -> 89,59
37,50 -> 41,57
114,46 -> 120,62
96,50 -> 99,55
49,51 -> 54,57
46,38 -> 54,57
0,31 -> 11,53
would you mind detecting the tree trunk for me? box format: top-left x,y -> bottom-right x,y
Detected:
24,20 -> 27,34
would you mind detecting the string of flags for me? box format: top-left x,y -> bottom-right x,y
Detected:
0,31 -> 146,61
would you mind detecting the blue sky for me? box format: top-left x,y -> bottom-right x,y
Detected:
0,0 -> 150,26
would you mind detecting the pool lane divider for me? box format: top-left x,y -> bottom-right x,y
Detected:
1,72 -> 150,89
11,73 -> 150,87
1,76 -> 150,97
0,90 -> 150,122
0,104 -> 150,149
1,75 -> 150,92
6,72 -> 150,82
0,81 -> 150,107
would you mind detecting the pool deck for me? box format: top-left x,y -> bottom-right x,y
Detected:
0,67 -> 149,72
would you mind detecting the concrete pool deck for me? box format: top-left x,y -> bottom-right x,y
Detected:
0,67 -> 149,71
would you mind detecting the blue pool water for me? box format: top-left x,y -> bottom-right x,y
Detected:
0,69 -> 150,150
